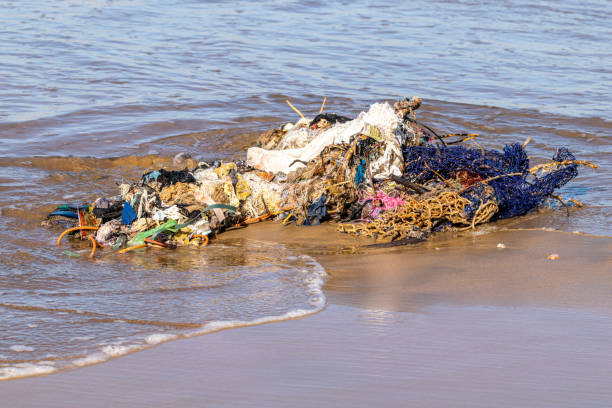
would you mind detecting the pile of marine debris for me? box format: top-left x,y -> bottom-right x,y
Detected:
46,97 -> 596,256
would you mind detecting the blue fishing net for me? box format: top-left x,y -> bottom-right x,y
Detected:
402,144 -> 578,219
403,143 -> 529,181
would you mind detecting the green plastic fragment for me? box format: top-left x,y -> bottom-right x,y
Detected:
203,203 -> 236,213
113,235 -> 126,251
55,203 -> 89,211
174,204 -> 237,230
128,220 -> 178,246
63,250 -> 82,258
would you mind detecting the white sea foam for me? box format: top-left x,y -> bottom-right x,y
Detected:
101,344 -> 136,357
145,333 -> 177,345
10,345 -> 34,352
0,363 -> 56,380
192,254 -> 328,336
72,344 -> 140,367
72,353 -> 107,367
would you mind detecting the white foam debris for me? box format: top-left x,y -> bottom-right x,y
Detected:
145,333 -> 177,345
497,243 -> 506,248
26,323 -> 38,328
10,345 -> 34,352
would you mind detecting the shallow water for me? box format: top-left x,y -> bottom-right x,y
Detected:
1,0 -> 611,157
0,0 -> 611,382
0,239 -> 326,379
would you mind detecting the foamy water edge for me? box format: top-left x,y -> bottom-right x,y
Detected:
0,255 -> 327,381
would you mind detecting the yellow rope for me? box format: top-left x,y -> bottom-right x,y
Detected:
286,100 -> 305,119
529,160 -> 598,174
337,191 -> 498,242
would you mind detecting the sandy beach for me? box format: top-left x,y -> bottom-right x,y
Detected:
3,225 -> 611,407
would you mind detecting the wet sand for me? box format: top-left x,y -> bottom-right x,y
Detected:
2,225 -> 611,407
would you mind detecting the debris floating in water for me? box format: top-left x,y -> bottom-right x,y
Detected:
43,97 -> 597,257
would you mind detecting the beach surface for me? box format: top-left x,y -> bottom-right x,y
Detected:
3,225 -> 611,407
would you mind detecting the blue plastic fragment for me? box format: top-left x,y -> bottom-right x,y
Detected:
143,170 -> 161,183
354,159 -> 366,185
48,210 -> 79,219
305,194 -> 327,226
121,201 -> 137,225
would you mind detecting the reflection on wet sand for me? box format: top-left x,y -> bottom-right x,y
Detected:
220,222 -> 612,313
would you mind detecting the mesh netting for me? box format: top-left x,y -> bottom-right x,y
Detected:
403,144 -> 578,220
403,143 -> 529,181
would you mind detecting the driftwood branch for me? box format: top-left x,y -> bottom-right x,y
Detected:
390,175 -> 430,194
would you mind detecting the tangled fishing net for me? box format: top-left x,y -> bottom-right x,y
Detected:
44,97 -> 597,257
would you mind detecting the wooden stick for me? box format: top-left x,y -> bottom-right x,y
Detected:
390,175 -> 430,194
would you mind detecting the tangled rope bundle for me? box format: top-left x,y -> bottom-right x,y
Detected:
338,191 -> 498,241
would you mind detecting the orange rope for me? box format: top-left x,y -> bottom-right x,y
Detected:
88,236 -> 103,258
144,238 -> 175,248
242,213 -> 273,224
191,234 -> 209,246
117,244 -> 147,254
242,207 -> 295,225
57,226 -> 99,247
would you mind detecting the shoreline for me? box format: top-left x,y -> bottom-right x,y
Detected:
2,224 -> 611,406
3,302 -> 612,407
